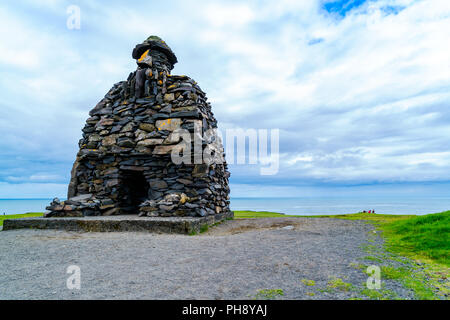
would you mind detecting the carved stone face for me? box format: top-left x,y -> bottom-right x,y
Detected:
137,49 -> 153,68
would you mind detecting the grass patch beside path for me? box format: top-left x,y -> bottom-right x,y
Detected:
253,289 -> 284,300
0,212 -> 43,227
234,211 -> 300,218
382,211 -> 449,266
304,212 -> 415,223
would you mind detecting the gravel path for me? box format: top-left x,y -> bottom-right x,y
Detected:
0,217 -> 416,299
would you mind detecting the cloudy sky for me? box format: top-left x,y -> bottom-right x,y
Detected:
0,0 -> 449,198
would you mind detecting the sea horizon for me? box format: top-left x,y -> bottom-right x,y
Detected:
1,196 -> 449,216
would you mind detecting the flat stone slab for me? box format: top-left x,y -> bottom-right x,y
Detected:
2,211 -> 234,234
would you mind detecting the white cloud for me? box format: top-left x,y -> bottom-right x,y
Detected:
202,3 -> 255,28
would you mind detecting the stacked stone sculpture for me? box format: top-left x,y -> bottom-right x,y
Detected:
45,36 -> 231,218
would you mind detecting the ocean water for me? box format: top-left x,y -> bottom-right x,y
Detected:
0,199 -> 53,216
230,197 -> 450,215
1,197 -> 450,216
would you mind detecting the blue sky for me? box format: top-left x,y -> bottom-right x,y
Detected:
324,0 -> 367,15
0,0 -> 450,198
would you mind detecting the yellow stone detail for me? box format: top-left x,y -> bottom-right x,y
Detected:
138,49 -> 150,62
157,118 -> 172,131
179,194 -> 189,205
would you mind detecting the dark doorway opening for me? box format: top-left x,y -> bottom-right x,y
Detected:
119,170 -> 149,214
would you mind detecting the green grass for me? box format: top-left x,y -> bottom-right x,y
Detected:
189,220 -> 228,236
377,264 -> 434,299
381,211 -> 450,266
305,212 -> 415,223
233,211 -> 289,218
0,212 -> 43,227
199,224 -> 209,233
380,265 -> 406,280
253,289 -> 284,299
234,210 -> 415,222
359,287 -> 400,300
363,255 -> 384,263
327,277 -> 354,292
301,279 -> 316,286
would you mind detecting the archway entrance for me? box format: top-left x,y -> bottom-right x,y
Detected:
119,170 -> 149,214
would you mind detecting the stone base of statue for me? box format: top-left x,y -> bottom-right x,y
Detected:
3,211 -> 234,234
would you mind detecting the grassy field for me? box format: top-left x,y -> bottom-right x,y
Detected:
0,212 -> 43,227
380,211 -> 449,266
233,211 -> 294,218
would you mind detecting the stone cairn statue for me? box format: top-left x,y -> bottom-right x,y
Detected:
45,36 -> 231,218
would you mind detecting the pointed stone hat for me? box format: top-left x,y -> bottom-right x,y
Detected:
132,35 -> 178,65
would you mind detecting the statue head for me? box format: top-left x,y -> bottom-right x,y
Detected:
132,35 -> 178,70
